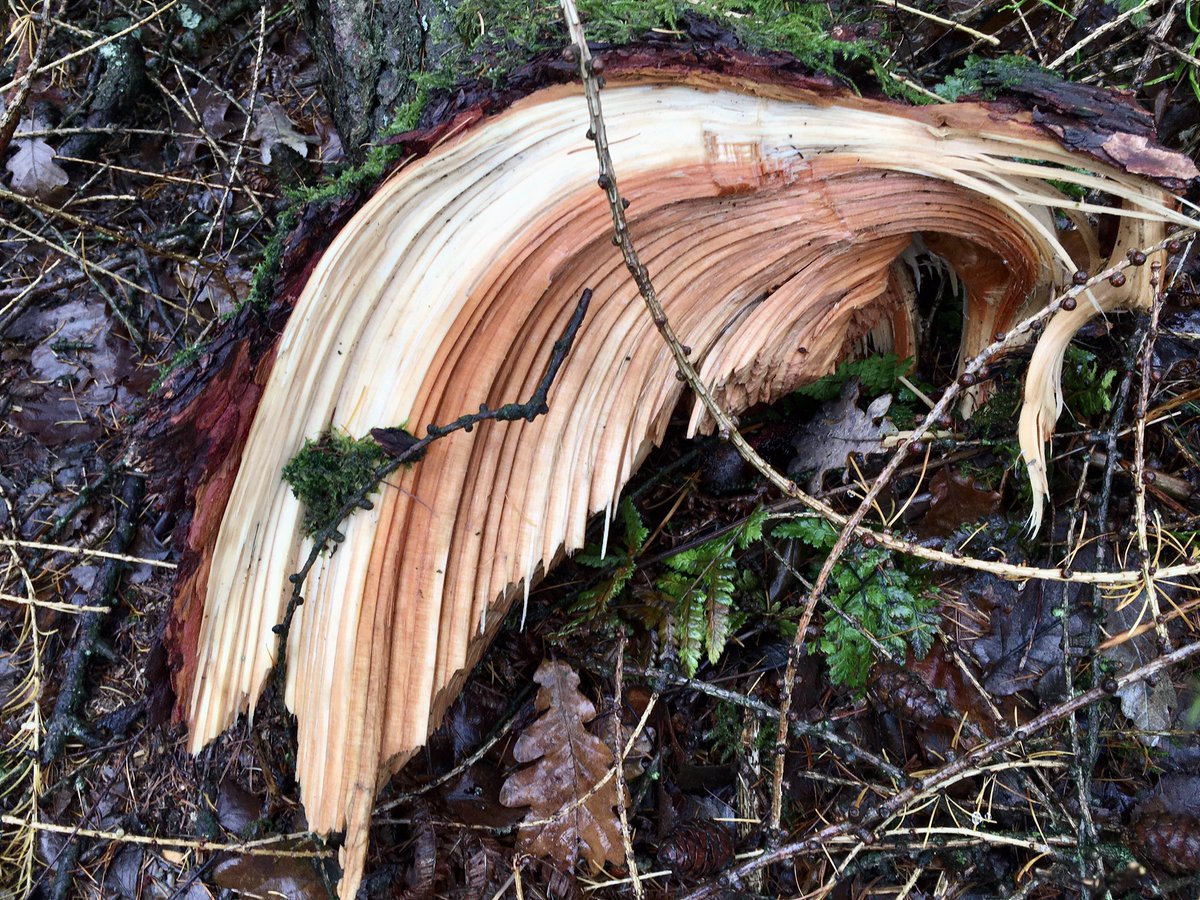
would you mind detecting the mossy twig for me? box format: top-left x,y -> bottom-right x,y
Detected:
271,287 -> 592,693
41,472 -> 145,765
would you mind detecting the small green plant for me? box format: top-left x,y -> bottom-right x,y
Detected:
964,375 -> 1022,440
561,497 -> 650,631
794,353 -> 915,402
1062,345 -> 1118,420
1114,0 -> 1152,27
657,507 -> 766,676
708,698 -> 773,763
281,430 -> 389,536
150,342 -> 204,393
443,0 -> 897,92
789,352 -> 928,428
775,517 -> 938,691
933,54 -> 1044,101
1186,0 -> 1200,102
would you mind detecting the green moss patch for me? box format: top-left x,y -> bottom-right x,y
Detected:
444,0 -> 898,91
933,54 -> 1045,101
281,430 -> 388,536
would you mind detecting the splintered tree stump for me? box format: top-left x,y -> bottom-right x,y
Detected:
140,35 -> 1197,898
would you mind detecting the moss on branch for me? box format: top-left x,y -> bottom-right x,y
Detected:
282,430 -> 388,536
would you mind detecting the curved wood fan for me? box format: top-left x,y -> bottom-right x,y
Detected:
152,55 -> 1196,896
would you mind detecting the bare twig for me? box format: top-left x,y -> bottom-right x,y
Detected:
872,0 -> 1000,45
612,628 -> 643,898
0,483 -> 45,895
0,1 -> 179,95
1049,0 -> 1161,69
0,185 -> 204,264
373,691 -> 534,815
0,538 -> 175,569
623,663 -> 905,787
1132,262 -> 1170,649
1133,0 -> 1184,88
42,472 -> 145,764
1150,34 -> 1200,71
0,816 -> 331,857
199,2 -> 268,249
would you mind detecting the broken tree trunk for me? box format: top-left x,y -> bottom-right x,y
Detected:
297,0 -> 432,158
143,38 -> 1197,899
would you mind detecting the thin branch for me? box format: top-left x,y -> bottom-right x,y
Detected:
0,1 -> 179,94
0,538 -> 175,569
1133,262 -> 1169,648
623,662 -> 905,787
198,2 -> 267,250
42,472 -> 145,764
1048,0 -> 1161,69
611,628 -> 642,898
373,689 -> 534,815
0,816 -> 331,858
872,0 -> 1000,45
1133,0 -> 1184,88
0,186 -> 203,265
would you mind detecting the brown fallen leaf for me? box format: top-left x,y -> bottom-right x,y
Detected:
499,660 -> 627,872
250,100 -> 317,165
178,83 -> 239,166
787,379 -> 898,492
211,851 -> 327,900
6,117 -> 69,198
917,467 -> 1002,538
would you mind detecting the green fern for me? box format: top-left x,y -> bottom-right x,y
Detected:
775,517 -> 938,691
793,353 -> 916,402
1062,346 -> 1118,420
657,507 -> 765,676
561,498 -> 649,631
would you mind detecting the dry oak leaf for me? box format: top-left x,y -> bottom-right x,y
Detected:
787,378 -> 898,493
499,660 -> 627,872
5,117 -> 69,198
250,100 -> 317,165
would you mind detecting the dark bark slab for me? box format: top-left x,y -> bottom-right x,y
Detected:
297,0 -> 430,158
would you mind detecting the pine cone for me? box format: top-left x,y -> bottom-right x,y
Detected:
657,819 -> 735,877
872,668 -> 942,724
1134,811 -> 1200,874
